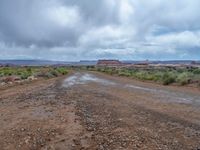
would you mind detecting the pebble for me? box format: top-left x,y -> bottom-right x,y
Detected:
21,128 -> 25,131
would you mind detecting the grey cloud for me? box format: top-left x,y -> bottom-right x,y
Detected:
0,0 -> 83,47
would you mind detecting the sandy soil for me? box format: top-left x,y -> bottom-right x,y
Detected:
0,71 -> 200,150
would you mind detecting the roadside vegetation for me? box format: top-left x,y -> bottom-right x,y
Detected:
1,65 -> 200,87
0,66 -> 68,85
87,66 -> 200,86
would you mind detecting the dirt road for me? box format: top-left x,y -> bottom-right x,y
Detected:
1,71 -> 200,150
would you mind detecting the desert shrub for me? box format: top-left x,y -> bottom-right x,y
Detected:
35,71 -> 47,78
104,68 -> 113,75
152,71 -> 164,82
134,71 -> 153,80
162,72 -> 177,85
97,68 -> 102,72
4,69 -> 12,76
16,70 -> 23,76
101,68 -> 106,72
20,72 -> 31,80
37,70 -> 51,78
26,67 -> 32,73
46,72 -> 55,78
88,66 -> 95,70
34,67 -> 68,78
176,72 -> 191,85
56,67 -> 68,75
118,70 -> 132,77
50,70 -> 59,77
192,68 -> 200,74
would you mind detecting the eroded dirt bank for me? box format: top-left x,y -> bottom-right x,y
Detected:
0,71 -> 200,150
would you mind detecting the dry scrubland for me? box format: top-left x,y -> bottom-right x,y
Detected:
86,66 -> 200,87
0,67 -> 68,86
1,65 -> 200,85
1,65 -> 200,88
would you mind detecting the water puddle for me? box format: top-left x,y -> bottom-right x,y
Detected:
125,84 -> 157,92
63,73 -> 116,88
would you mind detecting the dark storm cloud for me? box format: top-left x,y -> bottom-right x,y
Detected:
0,0 -> 200,60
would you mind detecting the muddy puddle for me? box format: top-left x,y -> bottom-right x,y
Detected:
62,73 -> 116,88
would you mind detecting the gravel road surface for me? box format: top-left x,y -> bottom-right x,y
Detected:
1,71 -> 200,150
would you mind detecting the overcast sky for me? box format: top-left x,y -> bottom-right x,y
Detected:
0,0 -> 200,61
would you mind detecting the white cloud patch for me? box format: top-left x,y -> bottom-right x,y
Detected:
119,0 -> 134,23
46,6 -> 81,27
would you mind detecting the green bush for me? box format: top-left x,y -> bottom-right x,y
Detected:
162,72 -> 176,85
56,67 -> 68,75
134,71 -> 155,80
118,70 -> 132,77
193,68 -> 200,74
162,78 -> 174,85
104,68 -> 114,75
26,67 -> 32,73
50,70 -> 59,77
152,72 -> 164,82
176,72 -> 191,85
97,68 -> 102,72
20,73 -> 30,80
45,72 -> 55,78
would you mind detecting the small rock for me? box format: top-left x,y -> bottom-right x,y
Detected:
28,76 -> 37,81
0,82 -> 6,86
21,128 -> 25,131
